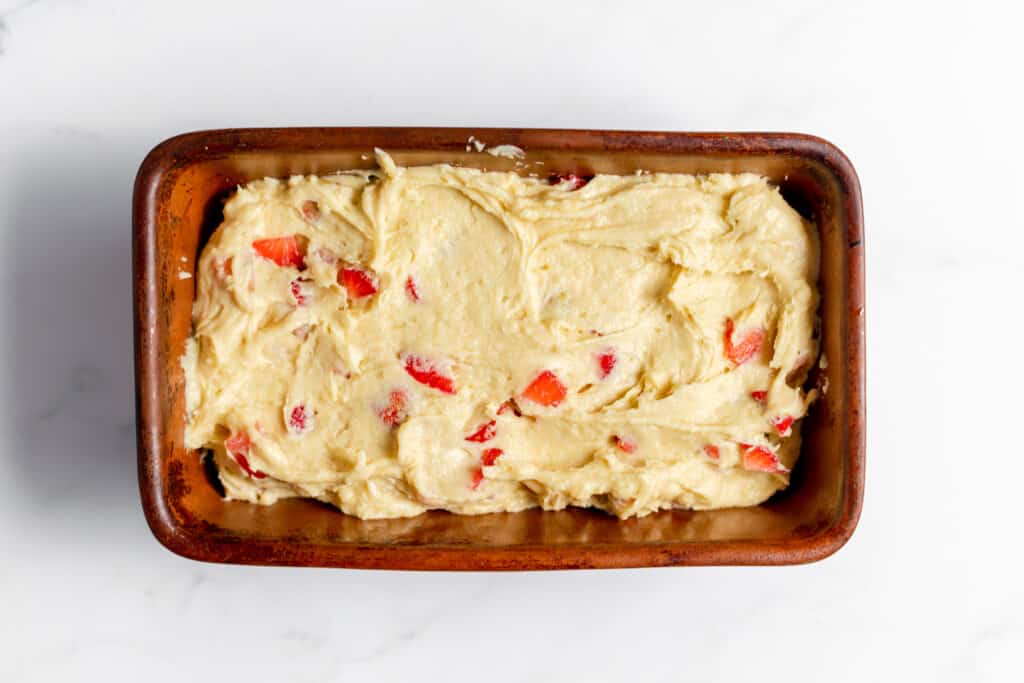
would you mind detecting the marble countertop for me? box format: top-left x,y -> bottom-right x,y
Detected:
0,0 -> 1020,680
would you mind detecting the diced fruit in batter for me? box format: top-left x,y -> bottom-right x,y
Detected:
465,420 -> 496,443
289,278 -> 312,306
751,390 -> 767,404
613,435 -> 637,454
403,354 -> 456,394
703,444 -> 720,460
405,276 -> 421,302
470,448 -> 504,490
481,448 -> 503,467
300,200 -> 320,222
340,266 -> 378,299
771,415 -> 794,437
225,431 -> 266,479
288,404 -> 312,435
377,389 -> 408,427
597,348 -> 617,379
225,431 -> 249,456
252,236 -> 306,269
740,443 -> 788,473
724,318 -> 764,366
522,370 -> 567,407
469,467 -> 485,490
213,256 -> 233,282
549,173 -> 592,190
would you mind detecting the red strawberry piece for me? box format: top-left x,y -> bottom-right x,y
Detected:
613,435 -> 637,454
521,370 -> 567,407
740,443 -> 789,473
771,415 -> 794,437
751,390 -> 768,404
340,266 -> 378,299
225,431 -> 249,456
703,444 -> 720,460
469,467 -> 485,490
481,448 -> 503,467
213,256 -> 233,282
290,278 -> 312,306
403,354 -> 456,394
405,276 -> 421,302
724,318 -> 764,366
234,453 -> 265,479
597,348 -> 617,379
288,404 -> 312,435
377,389 -> 408,428
549,173 -> 592,190
471,448 -> 504,490
252,236 -> 306,269
225,431 -> 266,479
300,200 -> 320,222
465,420 -> 496,443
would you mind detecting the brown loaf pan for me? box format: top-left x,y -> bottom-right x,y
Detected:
133,128 -> 865,569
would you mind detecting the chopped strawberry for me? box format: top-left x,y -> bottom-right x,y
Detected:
377,389 -> 408,428
405,276 -> 421,302
522,370 -> 567,407
403,354 -> 456,394
340,266 -> 378,299
549,173 -> 592,190
288,404 -> 312,435
481,448 -> 503,467
613,435 -> 637,454
225,431 -> 250,456
465,420 -> 496,443
252,236 -> 306,269
225,431 -> 266,479
771,415 -> 794,437
470,449 -> 504,490
290,278 -> 312,306
213,256 -> 233,282
497,398 -> 522,417
597,348 -> 617,379
703,444 -> 720,460
724,318 -> 764,366
300,200 -> 320,222
234,453 -> 266,479
751,390 -> 768,404
740,443 -> 789,473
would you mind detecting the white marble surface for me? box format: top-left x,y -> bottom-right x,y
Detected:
0,0 -> 1021,680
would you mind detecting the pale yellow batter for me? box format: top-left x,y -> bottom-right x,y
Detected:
183,151 -> 819,519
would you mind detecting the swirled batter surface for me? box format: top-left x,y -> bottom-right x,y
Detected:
183,152 -> 819,519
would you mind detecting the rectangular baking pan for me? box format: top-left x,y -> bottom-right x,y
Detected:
133,128 -> 864,569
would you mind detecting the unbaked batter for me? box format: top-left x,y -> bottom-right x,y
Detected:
183,151 -> 819,519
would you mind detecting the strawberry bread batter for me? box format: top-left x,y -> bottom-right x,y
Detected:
183,151 -> 819,519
